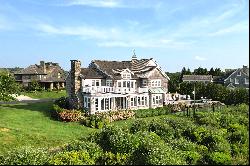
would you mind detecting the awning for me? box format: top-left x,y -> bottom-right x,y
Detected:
149,87 -> 166,94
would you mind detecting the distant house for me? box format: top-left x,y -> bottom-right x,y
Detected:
182,75 -> 213,83
224,65 -> 249,89
14,61 -> 66,90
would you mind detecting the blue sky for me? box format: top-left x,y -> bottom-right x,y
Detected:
0,0 -> 249,72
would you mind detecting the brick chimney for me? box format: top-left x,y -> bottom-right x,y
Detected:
70,60 -> 81,109
40,61 -> 46,73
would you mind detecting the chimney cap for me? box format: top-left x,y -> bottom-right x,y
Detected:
132,49 -> 137,60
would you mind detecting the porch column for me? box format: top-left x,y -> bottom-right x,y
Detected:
56,82 -> 60,89
90,97 -> 95,115
50,82 -> 53,90
62,82 -> 65,88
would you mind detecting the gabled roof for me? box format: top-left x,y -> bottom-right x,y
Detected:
14,61 -> 66,82
183,75 -> 213,81
15,65 -> 46,75
224,66 -> 249,81
80,68 -> 104,79
91,58 -> 169,80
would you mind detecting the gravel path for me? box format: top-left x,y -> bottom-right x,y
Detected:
0,95 -> 54,104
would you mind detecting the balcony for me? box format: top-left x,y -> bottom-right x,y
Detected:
82,86 -> 148,94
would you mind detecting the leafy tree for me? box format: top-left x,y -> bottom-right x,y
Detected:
209,67 -> 215,75
0,71 -> 21,101
194,67 -> 208,75
28,79 -> 42,91
166,72 -> 181,93
214,68 -> 223,76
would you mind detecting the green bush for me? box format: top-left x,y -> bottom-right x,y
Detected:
49,150 -> 95,165
130,131 -> 186,165
207,152 -> 232,165
98,152 -> 129,165
54,97 -> 70,109
0,146 -> 50,165
130,119 -> 150,133
51,103 -> 83,122
61,140 -> 103,163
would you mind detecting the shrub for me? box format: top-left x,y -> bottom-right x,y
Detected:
62,141 -> 103,162
52,103 -> 83,122
130,119 -> 150,134
49,150 -> 95,165
81,110 -> 135,129
130,131 -> 186,165
148,119 -> 175,140
58,110 -> 82,122
207,152 -> 232,165
54,97 -> 70,109
0,146 -> 50,165
98,152 -> 129,165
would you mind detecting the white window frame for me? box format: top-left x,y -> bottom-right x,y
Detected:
230,78 -> 233,83
152,95 -> 162,105
150,80 -> 161,87
106,80 -> 112,86
245,78 -> 249,84
142,80 -> 148,87
235,78 -> 239,84
92,79 -> 101,87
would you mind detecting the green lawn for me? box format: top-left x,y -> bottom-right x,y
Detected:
22,90 -> 67,99
0,100 -> 180,155
0,101 -> 97,155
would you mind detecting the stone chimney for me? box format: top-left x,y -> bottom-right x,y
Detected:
40,61 -> 46,73
70,60 -> 81,109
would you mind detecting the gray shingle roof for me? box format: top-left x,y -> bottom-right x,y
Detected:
91,58 -> 158,79
14,61 -> 66,82
80,68 -> 104,79
183,75 -> 213,81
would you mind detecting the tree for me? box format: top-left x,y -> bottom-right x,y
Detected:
166,72 -> 181,93
194,67 -> 208,75
28,80 -> 42,91
214,68 -> 223,76
0,71 -> 21,101
209,68 -> 215,76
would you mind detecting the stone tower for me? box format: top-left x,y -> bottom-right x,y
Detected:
69,60 -> 82,109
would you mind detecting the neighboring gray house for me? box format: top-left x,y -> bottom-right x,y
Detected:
14,61 -> 66,90
224,65 -> 249,89
66,54 -> 170,114
182,75 -> 213,83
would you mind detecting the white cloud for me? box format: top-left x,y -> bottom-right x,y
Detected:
208,21 -> 249,36
36,23 -> 119,40
194,56 -> 207,61
63,0 -> 125,8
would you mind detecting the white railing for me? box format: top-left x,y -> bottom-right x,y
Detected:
82,86 -> 149,94
82,86 -> 114,93
138,87 -> 149,93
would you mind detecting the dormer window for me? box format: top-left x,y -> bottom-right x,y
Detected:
122,73 -> 131,79
237,71 -> 241,76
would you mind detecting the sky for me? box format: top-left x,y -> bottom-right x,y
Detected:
0,0 -> 249,72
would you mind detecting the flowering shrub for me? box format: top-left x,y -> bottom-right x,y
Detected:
80,110 -> 135,129
51,104 -> 83,122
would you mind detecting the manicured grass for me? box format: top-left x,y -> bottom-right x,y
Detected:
22,90 -> 67,99
0,101 -> 97,155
